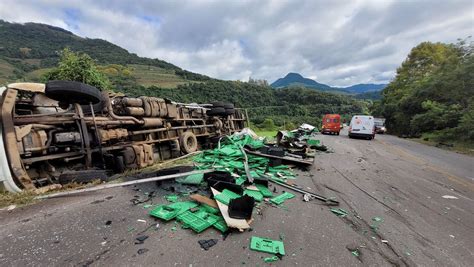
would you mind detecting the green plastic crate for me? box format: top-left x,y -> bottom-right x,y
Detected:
213,217 -> 228,233
244,189 -> 263,202
168,201 -> 199,214
235,176 -> 246,185
250,236 -> 285,255
255,184 -> 273,197
175,173 -> 204,185
307,139 -> 321,146
270,192 -> 295,205
200,204 -> 220,214
176,211 -> 213,233
214,189 -> 241,205
195,210 -> 219,225
149,205 -> 180,221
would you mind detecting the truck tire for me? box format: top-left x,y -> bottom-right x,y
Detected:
207,107 -> 226,116
58,170 -> 107,185
179,131 -> 198,154
45,80 -> 103,105
211,101 -> 225,108
223,103 -> 234,109
224,108 -> 235,115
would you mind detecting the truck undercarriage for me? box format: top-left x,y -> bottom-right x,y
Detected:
0,81 -> 246,192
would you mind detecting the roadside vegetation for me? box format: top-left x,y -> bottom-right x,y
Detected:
373,39 -> 473,146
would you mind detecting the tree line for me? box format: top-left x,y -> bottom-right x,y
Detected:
373,39 -> 473,142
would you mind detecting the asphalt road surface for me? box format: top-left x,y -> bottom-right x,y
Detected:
1,130 -> 473,266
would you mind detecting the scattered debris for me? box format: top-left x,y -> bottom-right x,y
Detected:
165,194 -> 180,203
137,248 -> 149,255
442,195 -> 458,199
330,208 -> 349,217
198,239 -> 218,250
270,192 -> 295,205
6,205 -> 16,211
250,236 -> 285,256
264,256 -> 279,262
105,220 -> 112,226
137,219 -> 147,223
135,235 -> 149,244
270,179 -> 339,205
351,250 -> 360,257
371,217 -> 384,231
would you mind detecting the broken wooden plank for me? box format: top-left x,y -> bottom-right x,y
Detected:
189,194 -> 218,208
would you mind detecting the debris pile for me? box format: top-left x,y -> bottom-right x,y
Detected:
276,123 -> 329,153
144,128 -> 337,260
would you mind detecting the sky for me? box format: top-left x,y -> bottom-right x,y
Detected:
0,0 -> 472,86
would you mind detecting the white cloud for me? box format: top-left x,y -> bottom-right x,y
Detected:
0,0 -> 472,86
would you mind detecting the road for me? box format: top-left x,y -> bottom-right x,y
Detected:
1,130 -> 473,266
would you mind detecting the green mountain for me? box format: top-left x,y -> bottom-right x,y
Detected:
0,19 -> 209,86
271,72 -> 386,95
271,72 -> 333,90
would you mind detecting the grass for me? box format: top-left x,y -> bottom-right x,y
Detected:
254,130 -> 278,138
129,64 -> 199,88
0,58 -> 15,84
0,180 -> 104,208
411,132 -> 474,156
24,67 -> 52,81
0,191 -> 37,208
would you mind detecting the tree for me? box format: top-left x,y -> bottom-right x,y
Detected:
43,48 -> 111,90
379,39 -> 473,141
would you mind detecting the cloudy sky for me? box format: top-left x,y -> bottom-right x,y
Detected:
0,0 -> 472,86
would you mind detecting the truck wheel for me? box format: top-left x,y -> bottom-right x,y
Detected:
207,107 -> 226,116
224,108 -> 235,115
58,170 -> 107,185
211,101 -> 225,108
45,80 -> 103,105
336,132 -> 340,136
223,103 -> 234,109
179,131 -> 198,154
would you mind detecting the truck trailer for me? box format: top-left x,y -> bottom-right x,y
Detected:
0,81 -> 246,192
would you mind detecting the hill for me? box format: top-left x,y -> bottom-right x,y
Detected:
271,72 -> 333,90
270,72 -> 387,95
0,20 -> 209,87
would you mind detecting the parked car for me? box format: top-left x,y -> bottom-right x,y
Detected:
374,118 -> 387,134
321,114 -> 341,135
348,115 -> 375,140
0,81 -> 246,192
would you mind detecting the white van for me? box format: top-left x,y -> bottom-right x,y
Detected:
348,115 -> 375,140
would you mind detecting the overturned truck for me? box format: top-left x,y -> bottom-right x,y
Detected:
0,81 -> 246,192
